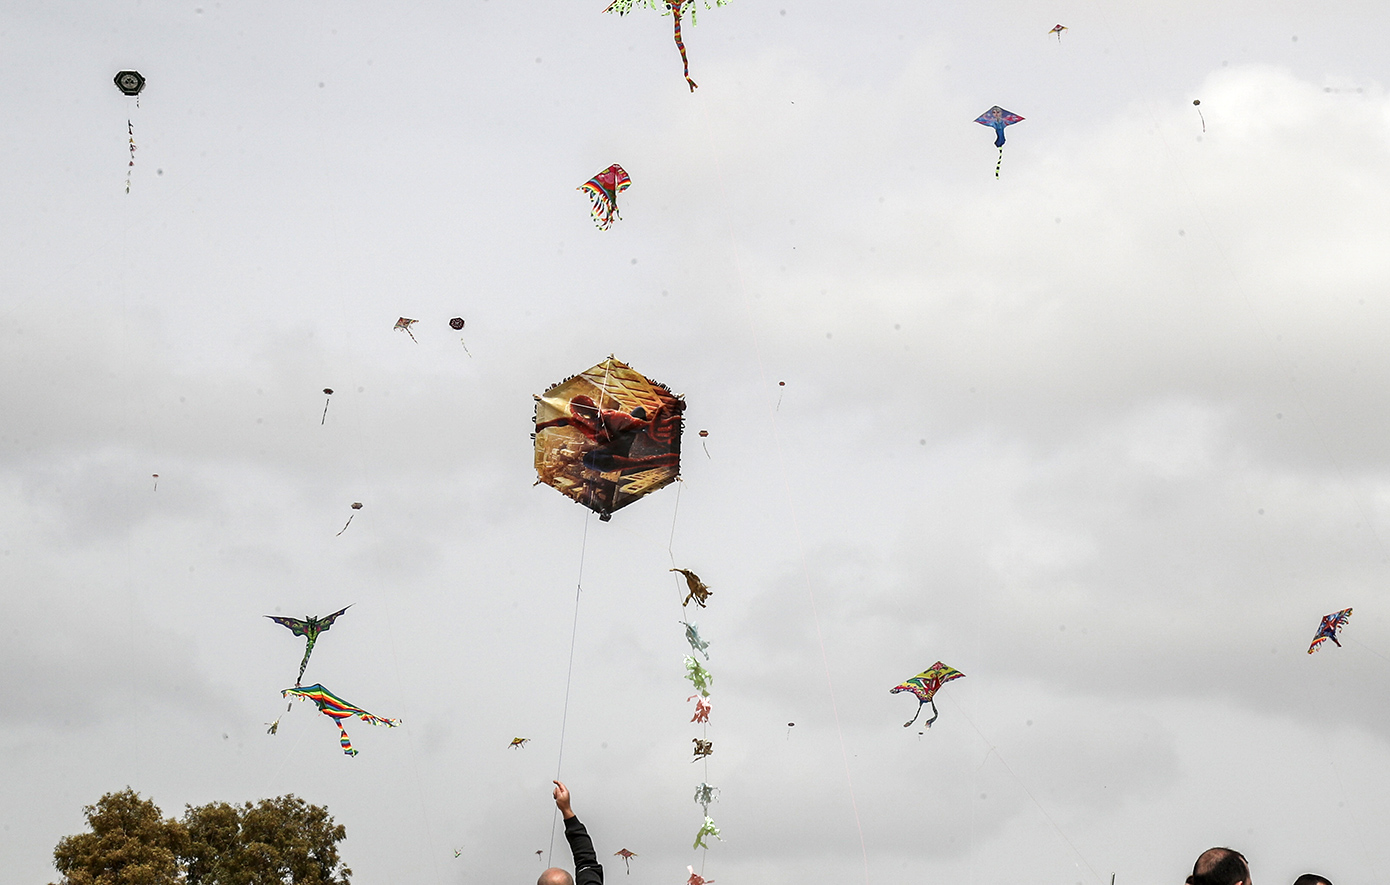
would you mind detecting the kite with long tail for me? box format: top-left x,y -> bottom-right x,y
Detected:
266,604 -> 352,686
604,0 -> 730,92
975,106 -> 1024,179
891,661 -> 964,728
283,683 -> 398,756
579,164 -> 631,230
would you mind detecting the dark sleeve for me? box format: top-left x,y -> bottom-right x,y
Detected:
564,815 -> 604,885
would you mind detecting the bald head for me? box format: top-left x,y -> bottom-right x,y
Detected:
1188,848 -> 1251,885
538,868 -> 574,885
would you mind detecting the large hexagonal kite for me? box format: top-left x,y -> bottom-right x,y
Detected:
533,356 -> 684,521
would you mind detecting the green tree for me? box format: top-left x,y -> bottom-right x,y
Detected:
51,788 -> 188,885
52,791 -> 350,885
182,795 -> 351,885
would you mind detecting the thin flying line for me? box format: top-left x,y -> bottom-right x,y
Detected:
943,693 -> 1103,883
548,510 -> 591,866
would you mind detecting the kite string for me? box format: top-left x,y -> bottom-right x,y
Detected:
548,509 -> 592,866
695,95 -> 871,885
940,693 -> 1104,883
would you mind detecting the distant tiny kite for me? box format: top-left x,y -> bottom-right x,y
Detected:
1308,608 -> 1352,653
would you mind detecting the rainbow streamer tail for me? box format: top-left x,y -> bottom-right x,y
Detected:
672,8 -> 697,91
337,722 -> 358,756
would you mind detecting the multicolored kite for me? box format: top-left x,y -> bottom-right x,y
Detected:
578,164 -> 631,230
266,605 -> 352,686
692,815 -> 721,849
282,683 -> 399,756
614,849 -> 637,874
1308,608 -> 1352,654
672,568 -> 712,608
687,867 -> 714,885
681,620 -> 710,659
692,738 -> 713,761
975,106 -> 1024,178
394,317 -> 419,342
534,356 -> 684,521
509,737 -> 531,749
891,662 -> 965,728
1049,24 -> 1068,40
604,0 -> 730,92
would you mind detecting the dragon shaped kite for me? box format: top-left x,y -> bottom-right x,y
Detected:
266,605 -> 352,686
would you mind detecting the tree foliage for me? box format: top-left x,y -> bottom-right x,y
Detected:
52,789 -> 187,885
52,790 -> 350,885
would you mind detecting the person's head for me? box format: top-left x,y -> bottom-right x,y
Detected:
537,868 -> 574,885
1292,876 -> 1331,885
1187,847 -> 1251,885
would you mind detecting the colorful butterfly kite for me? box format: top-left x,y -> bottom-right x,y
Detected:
1308,608 -> 1352,654
534,356 -> 684,521
282,683 -> 399,757
685,656 -> 713,696
672,568 -> 712,608
891,662 -> 965,728
604,0 -> 730,92
394,317 -> 419,342
578,164 -> 632,230
975,106 -> 1024,179
692,815 -> 721,849
614,849 -> 637,874
266,605 -> 352,687
681,620 -> 710,659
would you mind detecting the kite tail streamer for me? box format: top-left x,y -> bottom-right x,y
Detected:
672,7 -> 698,91
297,639 -> 315,686
336,514 -> 355,536
337,722 -> 358,757
995,147 -> 1004,179
126,120 -> 136,193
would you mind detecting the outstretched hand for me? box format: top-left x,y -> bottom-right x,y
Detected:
552,780 -> 575,819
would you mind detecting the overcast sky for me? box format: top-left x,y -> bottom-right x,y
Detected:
4,2 -> 1390,884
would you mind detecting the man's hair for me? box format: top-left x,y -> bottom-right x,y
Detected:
1186,847 -> 1249,885
1293,875 -> 1331,885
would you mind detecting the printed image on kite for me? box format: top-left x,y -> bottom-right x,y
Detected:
891,662 -> 964,728
579,164 -> 631,230
1308,607 -> 1352,653
394,317 -> 419,342
975,106 -> 1024,179
283,683 -> 398,757
534,356 -> 684,521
